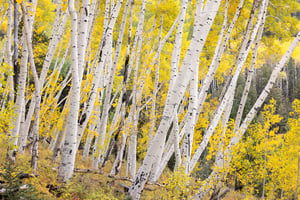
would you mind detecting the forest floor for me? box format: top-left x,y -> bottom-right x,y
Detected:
0,142 -> 255,200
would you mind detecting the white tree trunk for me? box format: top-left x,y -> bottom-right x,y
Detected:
20,3 -> 67,151
233,31 -> 300,149
77,0 -> 124,150
128,0 -> 222,198
5,0 -> 14,102
189,0 -> 265,174
21,2 -> 41,173
77,0 -> 90,80
82,123 -> 95,161
57,0 -> 80,182
182,58 -> 198,173
17,35 -> 29,153
6,0 -> 16,162
193,30 -> 299,200
234,14 -> 265,131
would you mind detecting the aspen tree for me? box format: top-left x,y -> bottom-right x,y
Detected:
6,0 -> 16,162
21,2 -> 41,173
57,0 -> 80,182
129,0 -> 222,198
77,0 -> 90,81
147,0 -> 162,158
110,0 -> 137,176
5,0 -> 14,102
154,0 -> 234,182
189,0 -> 264,174
11,0 -> 36,156
19,1 -> 67,152
90,0 -> 125,168
78,0 -> 123,152
13,0 -> 18,93
82,122 -> 96,161
193,30 -> 300,200
232,31 -> 300,152
234,14 -> 265,131
125,17 -> 146,177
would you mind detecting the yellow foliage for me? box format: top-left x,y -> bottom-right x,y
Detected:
230,99 -> 300,198
164,165 -> 192,199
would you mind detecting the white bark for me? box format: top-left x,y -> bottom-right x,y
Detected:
189,0 -> 265,174
234,16 -> 265,131
193,30 -> 300,200
77,0 -> 124,151
173,108 -> 181,171
17,34 -> 29,153
127,109 -> 138,178
6,0 -> 16,161
128,0 -> 222,198
13,0 -> 18,96
169,0 -> 188,91
21,2 -> 41,173
82,122 -> 95,161
6,0 -> 14,102
233,31 -> 300,149
182,56 -> 199,173
57,0 -> 80,182
20,3 -> 67,151
13,0 -> 37,155
77,0 -> 90,80
111,0 -> 145,175
51,110 -> 68,163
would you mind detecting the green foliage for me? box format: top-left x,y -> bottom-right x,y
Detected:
0,162 -> 42,200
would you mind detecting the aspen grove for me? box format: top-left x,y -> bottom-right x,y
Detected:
0,0 -> 300,199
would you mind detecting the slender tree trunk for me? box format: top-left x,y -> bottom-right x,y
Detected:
6,0 -> 14,102
173,108 -> 181,171
77,0 -> 124,151
19,1 -> 66,152
77,0 -> 90,81
51,120 -> 66,163
189,0 -> 263,174
21,2 -> 41,173
153,0 -> 233,182
128,0 -> 222,198
6,0 -> 16,162
57,0 -> 80,182
194,30 -> 300,200
235,31 -> 299,149
13,0 -> 18,94
234,12 -> 265,131
17,34 -> 29,153
182,56 -> 198,173
82,123 -> 95,161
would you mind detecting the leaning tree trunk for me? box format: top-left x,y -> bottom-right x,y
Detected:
234,13 -> 265,131
21,2 -> 42,174
193,30 -> 300,200
19,1 -> 66,152
189,0 -> 263,174
128,0 -> 222,198
77,0 -> 123,152
232,31 -> 300,152
154,0 -> 242,180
